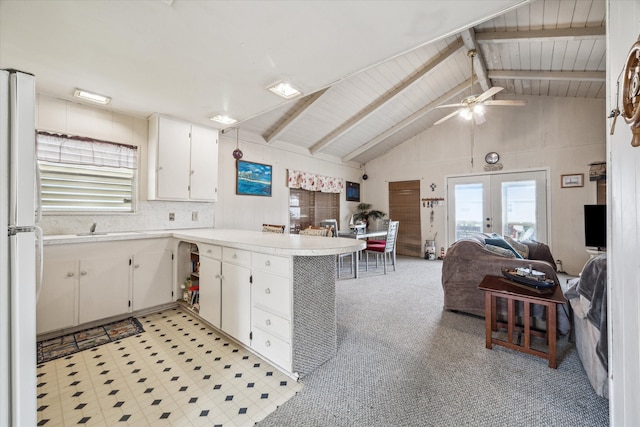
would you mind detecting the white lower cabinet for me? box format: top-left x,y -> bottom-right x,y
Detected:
78,254 -> 131,324
37,258 -> 77,334
250,253 -> 292,371
132,249 -> 174,311
38,239 -> 174,335
198,244 -> 222,329
221,248 -> 252,346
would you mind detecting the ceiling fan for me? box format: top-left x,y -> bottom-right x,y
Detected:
434,50 -> 526,126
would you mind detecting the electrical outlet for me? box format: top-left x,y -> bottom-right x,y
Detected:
169,212 -> 175,221
192,211 -> 198,221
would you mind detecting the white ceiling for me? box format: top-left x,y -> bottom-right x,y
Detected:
0,0 -> 606,165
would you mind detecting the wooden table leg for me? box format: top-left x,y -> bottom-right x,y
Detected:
485,292 -> 493,349
548,302 -> 557,369
524,301 -> 531,350
507,297 -> 514,344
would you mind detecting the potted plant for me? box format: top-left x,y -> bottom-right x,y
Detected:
353,203 -> 386,229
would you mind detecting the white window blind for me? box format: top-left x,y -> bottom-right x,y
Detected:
36,132 -> 137,213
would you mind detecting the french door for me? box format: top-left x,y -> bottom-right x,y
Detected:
446,170 -> 548,247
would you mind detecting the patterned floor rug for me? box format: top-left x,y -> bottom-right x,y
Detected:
37,317 -> 145,364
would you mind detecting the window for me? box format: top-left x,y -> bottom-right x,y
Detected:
289,189 -> 340,233
36,132 -> 138,213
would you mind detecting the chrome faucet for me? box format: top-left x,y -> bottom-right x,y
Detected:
89,222 -> 97,234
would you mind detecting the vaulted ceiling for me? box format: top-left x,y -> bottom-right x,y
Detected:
0,0 -> 606,165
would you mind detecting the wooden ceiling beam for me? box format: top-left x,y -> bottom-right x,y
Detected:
460,28 -> 490,93
488,70 -> 605,82
263,88 -> 328,143
342,80 -> 471,162
309,38 -> 465,155
475,26 -> 605,43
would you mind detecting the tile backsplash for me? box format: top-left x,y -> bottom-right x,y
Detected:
39,200 -> 214,235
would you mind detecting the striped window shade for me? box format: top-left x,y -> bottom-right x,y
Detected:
36,132 -> 138,213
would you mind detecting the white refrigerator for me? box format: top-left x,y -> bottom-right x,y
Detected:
1,69 -> 40,427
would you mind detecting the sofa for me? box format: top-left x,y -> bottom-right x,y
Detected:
562,254 -> 608,398
441,233 -> 570,335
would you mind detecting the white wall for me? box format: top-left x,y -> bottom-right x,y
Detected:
363,95 -> 606,275
35,95 -> 215,234
607,1 -> 640,425
214,134 -> 363,232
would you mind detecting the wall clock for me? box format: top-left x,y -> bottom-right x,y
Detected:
622,36 -> 640,147
484,152 -> 500,164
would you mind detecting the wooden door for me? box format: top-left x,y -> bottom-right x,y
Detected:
388,181 -> 421,257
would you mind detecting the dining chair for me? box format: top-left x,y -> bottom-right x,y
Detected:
262,223 -> 285,233
364,221 -> 399,274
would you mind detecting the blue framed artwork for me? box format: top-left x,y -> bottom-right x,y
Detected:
236,160 -> 272,196
346,181 -> 360,202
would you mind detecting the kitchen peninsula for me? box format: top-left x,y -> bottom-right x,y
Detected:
41,229 -> 365,378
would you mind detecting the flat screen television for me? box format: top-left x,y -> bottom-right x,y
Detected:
584,204 -> 606,250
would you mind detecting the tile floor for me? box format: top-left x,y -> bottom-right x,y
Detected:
36,308 -> 302,426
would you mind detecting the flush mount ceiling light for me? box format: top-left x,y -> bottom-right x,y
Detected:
210,114 -> 237,125
73,89 -> 111,105
267,81 -> 301,99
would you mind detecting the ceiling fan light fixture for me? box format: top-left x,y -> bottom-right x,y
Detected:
473,104 -> 485,115
473,110 -> 486,125
460,108 -> 473,121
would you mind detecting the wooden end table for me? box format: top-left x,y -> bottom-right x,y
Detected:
479,275 -> 567,368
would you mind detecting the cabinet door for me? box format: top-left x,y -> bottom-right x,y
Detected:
78,254 -> 130,324
199,256 -> 221,328
221,262 -> 251,346
189,125 -> 218,201
156,116 -> 191,200
132,250 -> 173,311
36,259 -> 77,334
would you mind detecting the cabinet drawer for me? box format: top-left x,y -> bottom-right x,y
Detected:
252,271 -> 291,319
199,243 -> 221,259
252,307 -> 290,343
222,247 -> 251,266
252,328 -> 291,370
252,253 -> 290,276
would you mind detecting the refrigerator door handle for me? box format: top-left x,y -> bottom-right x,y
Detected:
35,158 -> 42,223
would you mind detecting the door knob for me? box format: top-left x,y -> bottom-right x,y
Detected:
134,264 -> 140,269
67,272 -> 74,277
80,271 -> 87,276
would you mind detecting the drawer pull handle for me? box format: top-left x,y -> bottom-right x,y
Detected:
67,272 -> 74,277
80,271 -> 87,276
265,288 -> 271,294
134,264 -> 140,269
232,254 -> 237,259
207,249 -> 212,254
265,340 -> 271,347
265,260 -> 271,266
265,319 -> 271,326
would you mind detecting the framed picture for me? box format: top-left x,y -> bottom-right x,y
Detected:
236,160 -> 272,196
561,173 -> 584,188
346,181 -> 360,202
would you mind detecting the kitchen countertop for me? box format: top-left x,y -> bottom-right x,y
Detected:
43,228 -> 365,256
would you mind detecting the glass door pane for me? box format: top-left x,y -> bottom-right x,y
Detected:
447,176 -> 490,245
447,170 -> 548,247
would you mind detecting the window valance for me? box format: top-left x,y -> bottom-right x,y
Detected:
287,169 -> 343,193
36,131 -> 138,169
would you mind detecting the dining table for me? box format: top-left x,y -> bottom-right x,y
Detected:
338,230 -> 388,278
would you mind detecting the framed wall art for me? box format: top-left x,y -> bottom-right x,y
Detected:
346,181 -> 360,202
561,173 -> 584,188
236,160 -> 272,196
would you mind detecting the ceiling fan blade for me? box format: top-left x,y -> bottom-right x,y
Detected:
475,86 -> 504,103
483,100 -> 528,106
435,103 -> 466,109
434,109 -> 462,125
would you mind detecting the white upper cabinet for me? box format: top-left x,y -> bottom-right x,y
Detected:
148,114 -> 218,201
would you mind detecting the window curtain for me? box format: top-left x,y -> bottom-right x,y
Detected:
287,169 -> 343,193
36,131 -> 138,169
